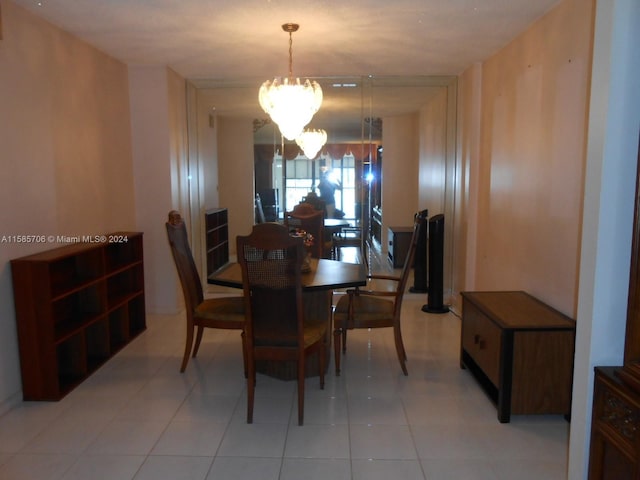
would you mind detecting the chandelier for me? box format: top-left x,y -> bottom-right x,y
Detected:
259,23 -> 323,141
295,128 -> 327,159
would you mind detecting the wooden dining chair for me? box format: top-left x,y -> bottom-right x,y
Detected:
284,207 -> 327,258
165,210 -> 245,373
237,222 -> 327,425
333,210 -> 427,376
332,225 -> 365,262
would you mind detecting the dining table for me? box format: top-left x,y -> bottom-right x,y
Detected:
323,218 -> 351,238
208,257 -> 367,379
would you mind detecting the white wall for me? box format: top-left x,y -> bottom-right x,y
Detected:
569,0 -> 640,477
129,66 -> 188,315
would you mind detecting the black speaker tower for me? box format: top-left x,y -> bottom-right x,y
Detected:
422,214 -> 449,314
410,209 -> 428,293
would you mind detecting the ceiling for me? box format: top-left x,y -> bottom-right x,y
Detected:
13,0 -> 560,80
12,0 -> 561,143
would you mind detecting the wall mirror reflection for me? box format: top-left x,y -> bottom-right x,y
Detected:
187,75 -> 457,298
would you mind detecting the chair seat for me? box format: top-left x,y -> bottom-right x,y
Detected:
195,297 -> 245,325
334,294 -> 395,328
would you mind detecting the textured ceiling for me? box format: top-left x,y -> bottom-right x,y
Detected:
12,0 -> 561,143
13,0 -> 560,79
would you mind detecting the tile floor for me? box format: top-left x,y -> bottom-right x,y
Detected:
0,258 -> 570,479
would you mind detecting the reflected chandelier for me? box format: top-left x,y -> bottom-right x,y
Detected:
295,128 -> 327,159
259,23 -> 323,141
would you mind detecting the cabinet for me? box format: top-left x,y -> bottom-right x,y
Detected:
589,367 -> 640,480
205,208 -> 229,276
388,226 -> 412,268
460,291 -> 575,422
371,207 -> 382,244
11,233 -> 146,400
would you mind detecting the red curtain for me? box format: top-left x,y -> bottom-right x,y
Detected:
255,143 -> 378,163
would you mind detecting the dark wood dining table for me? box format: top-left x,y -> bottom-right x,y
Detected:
208,258 -> 367,379
323,218 -> 350,238
207,257 -> 365,291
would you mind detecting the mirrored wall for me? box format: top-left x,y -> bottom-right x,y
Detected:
186,75 -> 457,296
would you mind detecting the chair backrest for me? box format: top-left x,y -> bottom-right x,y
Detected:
301,193 -> 326,215
290,202 -> 319,216
166,210 -> 204,313
284,208 -> 324,258
255,194 -> 266,224
237,223 -> 305,348
394,211 -> 428,311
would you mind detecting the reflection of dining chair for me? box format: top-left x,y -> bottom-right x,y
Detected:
254,194 -> 266,224
291,202 -> 318,216
285,208 -> 326,258
301,192 -> 326,216
333,211 -> 426,376
166,210 -> 245,373
237,223 -> 327,425
332,226 -> 364,261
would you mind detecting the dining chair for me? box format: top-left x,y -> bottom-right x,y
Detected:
285,207 -> 328,258
333,210 -> 427,376
332,225 -> 365,262
165,210 -> 245,373
301,192 -> 327,217
254,194 -> 266,224
237,222 -> 327,425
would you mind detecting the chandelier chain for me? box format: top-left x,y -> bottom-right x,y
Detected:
288,31 -> 293,80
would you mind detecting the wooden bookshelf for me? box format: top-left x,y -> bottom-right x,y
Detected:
11,232 -> 146,400
205,208 -> 229,275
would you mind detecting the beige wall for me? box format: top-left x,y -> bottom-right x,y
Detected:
418,88 -> 449,215
458,0 -> 593,317
217,117 -> 256,254
453,64 -> 482,305
0,0 -> 136,411
381,114 -> 420,250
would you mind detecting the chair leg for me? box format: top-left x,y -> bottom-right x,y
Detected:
180,324 -> 195,372
247,361 -> 256,424
241,331 -> 248,378
297,359 -> 305,425
341,329 -> 347,354
333,328 -> 342,375
319,342 -> 326,390
393,324 -> 408,376
192,325 -> 205,357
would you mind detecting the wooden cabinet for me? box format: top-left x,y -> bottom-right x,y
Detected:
371,206 -> 382,244
205,208 -> 229,276
460,291 -> 576,422
11,233 -> 146,400
388,226 -> 412,268
589,367 -> 640,480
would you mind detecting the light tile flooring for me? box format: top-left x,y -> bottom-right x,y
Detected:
0,253 -> 569,480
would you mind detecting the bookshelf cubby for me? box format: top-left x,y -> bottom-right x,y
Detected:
11,232 -> 146,400
205,208 -> 229,276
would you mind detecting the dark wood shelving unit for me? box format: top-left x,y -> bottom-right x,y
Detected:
205,208 -> 229,275
11,232 -> 146,400
371,206 -> 382,244
388,226 -> 413,268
